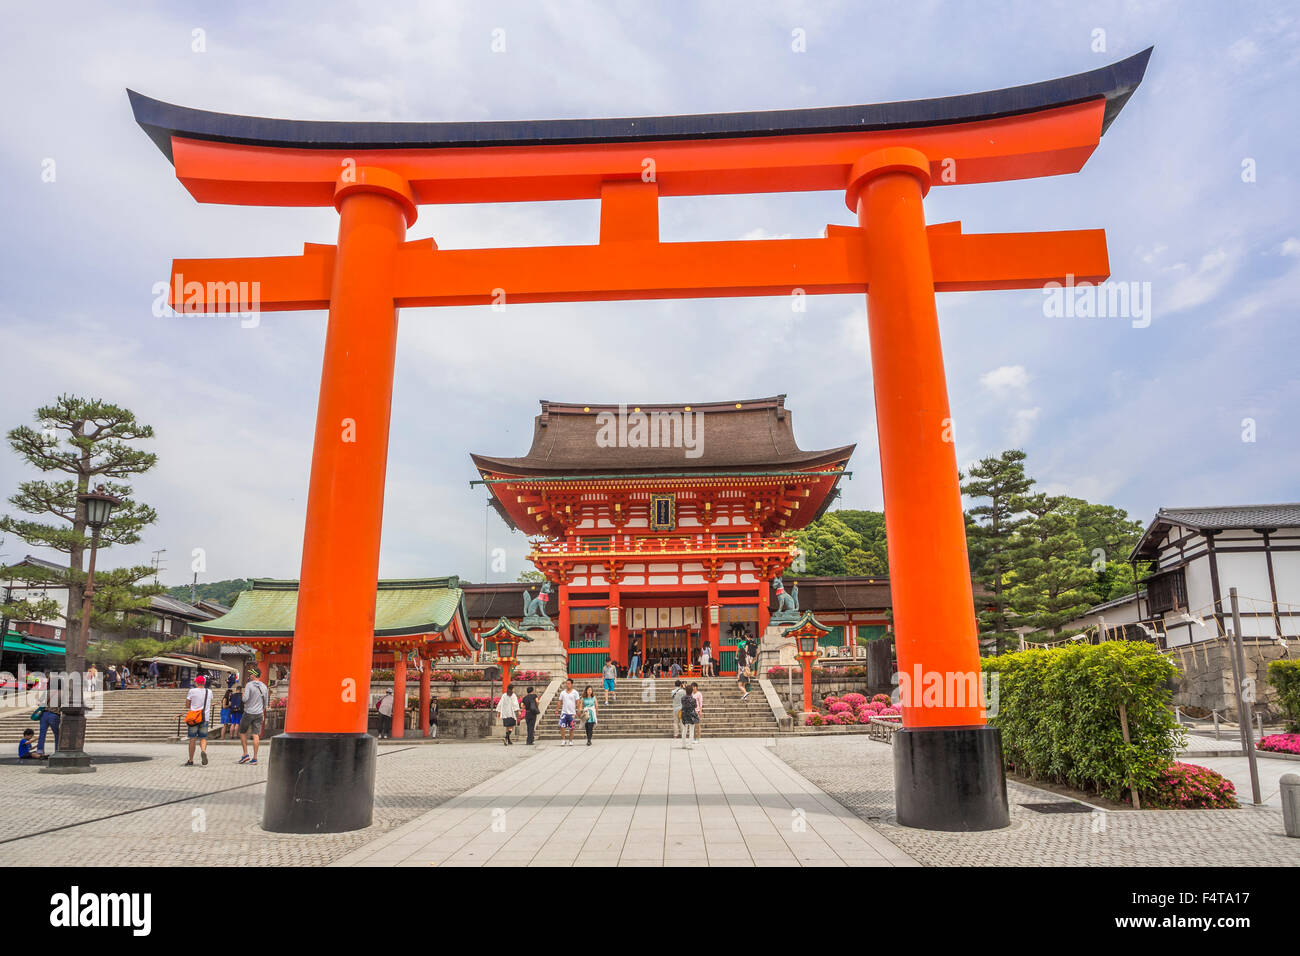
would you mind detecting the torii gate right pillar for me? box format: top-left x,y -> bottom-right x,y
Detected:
850,148 -> 1009,831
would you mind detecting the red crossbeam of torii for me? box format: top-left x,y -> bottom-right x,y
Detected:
132,47 -> 1151,834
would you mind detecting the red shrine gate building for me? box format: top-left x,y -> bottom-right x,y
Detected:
472,396 -> 854,678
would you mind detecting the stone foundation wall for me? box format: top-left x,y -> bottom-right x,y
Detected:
1171,638 -> 1295,721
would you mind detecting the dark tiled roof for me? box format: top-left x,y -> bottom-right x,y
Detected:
471,396 -> 854,476
1131,504 -> 1300,560
463,583 -> 531,621
778,576 -> 892,612
1154,504 -> 1300,530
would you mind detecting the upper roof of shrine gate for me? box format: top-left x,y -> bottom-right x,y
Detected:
127,49 -> 1150,208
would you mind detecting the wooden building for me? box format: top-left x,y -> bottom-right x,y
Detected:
472,396 -> 854,677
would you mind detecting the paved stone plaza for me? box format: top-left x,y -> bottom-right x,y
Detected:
772,735 -> 1299,867
333,737 -> 916,867
0,736 -> 1295,867
0,741 -> 529,867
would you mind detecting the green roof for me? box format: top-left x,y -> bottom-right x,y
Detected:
481,616 -> 532,642
2,631 -> 67,655
191,577 -> 474,645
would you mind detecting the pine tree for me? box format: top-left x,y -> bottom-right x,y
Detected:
961,450 -> 1034,654
1007,494 -> 1098,637
0,396 -> 162,637
1066,500 -> 1146,603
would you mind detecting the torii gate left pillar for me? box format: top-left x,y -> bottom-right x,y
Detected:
262,169 -> 416,832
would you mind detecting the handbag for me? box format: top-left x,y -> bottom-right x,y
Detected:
29,706 -> 45,721
184,688 -> 210,726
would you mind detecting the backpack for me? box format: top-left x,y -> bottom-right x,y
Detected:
680,693 -> 698,723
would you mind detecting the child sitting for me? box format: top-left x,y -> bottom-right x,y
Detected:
18,728 -> 41,759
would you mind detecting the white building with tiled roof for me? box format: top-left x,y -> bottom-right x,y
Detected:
1126,504 -> 1300,647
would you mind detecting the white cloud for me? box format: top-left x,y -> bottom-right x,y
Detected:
1007,407 -> 1041,446
979,365 -> 1031,391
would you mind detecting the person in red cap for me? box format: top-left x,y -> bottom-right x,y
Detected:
179,674 -> 213,766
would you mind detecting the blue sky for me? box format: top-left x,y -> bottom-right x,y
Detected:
0,1 -> 1297,588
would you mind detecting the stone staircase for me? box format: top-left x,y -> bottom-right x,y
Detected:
0,689 -> 199,744
535,677 -> 778,739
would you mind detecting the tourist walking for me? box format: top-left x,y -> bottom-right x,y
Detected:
497,685 -> 520,745
428,696 -> 439,739
180,675 -> 213,766
147,659 -> 160,687
671,679 -> 685,739
238,667 -> 268,764
679,681 -> 698,749
629,640 -> 641,679
700,643 -> 713,678
105,665 -> 117,693
670,659 -> 682,679
602,657 -> 617,704
521,685 -> 539,744
691,682 -> 704,740
376,687 -> 395,738
580,685 -> 598,746
219,686 -> 233,739
737,659 -> 751,701
557,678 -> 581,746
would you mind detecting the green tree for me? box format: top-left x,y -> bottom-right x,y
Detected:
516,569 -> 545,584
794,512 -> 885,576
1066,500 -> 1146,604
962,450 -> 1034,654
0,396 -> 162,636
165,578 -> 252,608
1007,494 -> 1097,638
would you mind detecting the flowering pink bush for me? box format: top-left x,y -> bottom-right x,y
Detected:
511,670 -> 550,683
1143,761 -> 1238,809
872,694 -> 892,705
805,712 -> 825,726
840,692 -> 868,709
1257,732 -> 1300,755
879,705 -> 901,717
828,701 -> 851,715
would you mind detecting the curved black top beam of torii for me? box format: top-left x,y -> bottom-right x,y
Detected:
128,47 -> 1151,163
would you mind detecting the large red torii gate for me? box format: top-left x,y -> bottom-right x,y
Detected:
132,47 -> 1150,833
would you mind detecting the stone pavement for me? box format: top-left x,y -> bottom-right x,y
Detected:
771,735 -> 1300,866
333,737 -> 918,866
1195,754 -> 1298,809
0,741 -> 529,866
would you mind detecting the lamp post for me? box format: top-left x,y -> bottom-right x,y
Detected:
782,612 -> 828,719
797,634 -> 819,717
46,484 -> 120,774
495,633 -> 519,695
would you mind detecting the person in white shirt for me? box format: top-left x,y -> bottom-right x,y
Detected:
238,668 -> 269,764
700,644 -> 714,678
179,675 -> 214,766
557,679 -> 581,746
376,689 -> 395,738
497,686 -> 520,745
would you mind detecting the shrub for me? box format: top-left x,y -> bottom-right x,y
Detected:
982,641 -> 1184,802
437,696 -> 497,710
1267,660 -> 1300,732
1143,762 -> 1238,809
1257,732 -> 1300,755
871,693 -> 892,705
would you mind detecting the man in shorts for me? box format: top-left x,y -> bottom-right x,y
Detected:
180,675 -> 213,766
557,678 -> 581,746
237,667 -> 269,765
